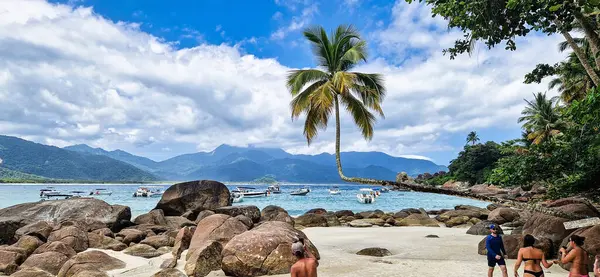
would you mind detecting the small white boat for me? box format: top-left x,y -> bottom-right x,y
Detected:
267,185 -> 282,194
290,187 -> 310,196
70,191 -> 87,197
232,187 -> 268,198
380,187 -> 390,193
39,188 -> 61,198
329,186 -> 342,195
147,186 -> 164,198
357,188 -> 376,204
90,188 -> 113,196
133,187 -> 163,197
231,192 -> 244,203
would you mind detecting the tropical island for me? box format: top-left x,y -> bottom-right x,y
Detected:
1,0 -> 600,277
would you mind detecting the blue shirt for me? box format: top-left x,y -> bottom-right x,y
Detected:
486,234 -> 506,258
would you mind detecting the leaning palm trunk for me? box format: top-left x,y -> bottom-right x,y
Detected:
334,96 -> 383,185
561,29 -> 600,86
574,12 -> 600,74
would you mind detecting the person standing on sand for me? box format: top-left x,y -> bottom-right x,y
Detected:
290,238 -> 318,277
594,255 -> 599,277
513,234 -> 554,277
555,235 -> 590,277
486,224 -> 509,277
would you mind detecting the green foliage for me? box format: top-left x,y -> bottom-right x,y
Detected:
447,141 -> 503,185
252,174 -> 278,184
423,174 -> 454,187
287,25 -> 386,144
518,92 -> 565,145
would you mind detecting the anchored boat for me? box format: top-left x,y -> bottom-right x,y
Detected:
267,185 -> 282,194
90,188 -> 113,196
231,187 -> 268,198
231,192 -> 244,203
39,187 -> 61,198
329,186 -> 342,195
290,187 -> 310,196
357,188 -> 376,204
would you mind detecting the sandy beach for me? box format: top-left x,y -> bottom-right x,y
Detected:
106,226 -> 570,277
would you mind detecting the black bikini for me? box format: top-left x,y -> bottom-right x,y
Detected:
522,257 -> 544,277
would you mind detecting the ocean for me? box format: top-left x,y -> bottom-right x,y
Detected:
0,183 -> 490,217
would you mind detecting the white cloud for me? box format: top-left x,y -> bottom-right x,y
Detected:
270,3 -> 318,40
0,0 -> 566,165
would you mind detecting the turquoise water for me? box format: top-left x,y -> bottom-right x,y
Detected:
0,183 -> 490,217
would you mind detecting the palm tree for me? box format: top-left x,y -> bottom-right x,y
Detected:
551,37 -> 596,103
466,131 -> 480,145
286,25 -> 386,184
518,92 -> 565,145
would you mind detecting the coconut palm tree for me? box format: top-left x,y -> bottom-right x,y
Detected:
466,131 -> 480,145
286,25 -> 386,184
551,37 -> 596,103
518,92 -> 565,145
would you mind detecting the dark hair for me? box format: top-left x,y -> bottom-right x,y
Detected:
523,234 -> 536,248
294,251 -> 305,258
570,235 -> 585,246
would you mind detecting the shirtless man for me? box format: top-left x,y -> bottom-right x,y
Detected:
593,255 -> 599,277
556,235 -> 590,277
290,238 -> 318,277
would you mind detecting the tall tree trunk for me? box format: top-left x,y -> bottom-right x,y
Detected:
574,10 -> 600,76
334,95 -> 383,185
562,31 -> 600,86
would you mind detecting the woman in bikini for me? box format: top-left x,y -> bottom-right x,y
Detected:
556,235 -> 590,277
514,234 -> 554,277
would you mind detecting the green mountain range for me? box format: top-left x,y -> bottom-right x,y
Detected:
0,135 -> 447,183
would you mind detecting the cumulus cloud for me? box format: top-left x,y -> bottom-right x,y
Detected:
0,0 -> 565,164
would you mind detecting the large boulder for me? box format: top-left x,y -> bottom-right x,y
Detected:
184,240 -> 222,277
13,235 -> 44,255
195,210 -> 215,224
478,235 -> 552,259
305,208 -> 327,215
116,229 -> 146,245
11,268 -> 54,277
0,198 -> 130,243
522,213 -> 570,252
91,228 -> 114,238
48,226 -> 88,253
57,250 -> 126,277
164,216 -> 196,230
435,209 -> 488,222
33,241 -> 76,258
467,221 -> 503,235
21,251 -> 70,275
168,226 -> 195,269
294,213 -> 328,227
395,214 -> 440,227
87,232 -> 127,251
15,221 -> 54,242
488,208 -> 521,224
188,214 -> 247,251
221,221 -> 319,277
134,209 -> 168,226
214,205 -> 261,223
140,235 -> 175,249
469,184 -> 507,196
545,198 -> 600,218
334,210 -> 354,218
0,249 -> 24,274
260,206 -> 294,226
154,180 -> 231,216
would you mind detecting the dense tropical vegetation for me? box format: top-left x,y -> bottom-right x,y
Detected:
406,0 -> 600,198
287,25 -> 386,184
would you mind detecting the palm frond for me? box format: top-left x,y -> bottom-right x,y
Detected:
340,93 -> 376,140
290,80 -> 327,119
286,69 -> 329,95
303,26 -> 333,71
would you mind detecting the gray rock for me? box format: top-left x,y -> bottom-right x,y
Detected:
356,247 -> 392,257
154,180 -> 231,216
214,205 -> 261,223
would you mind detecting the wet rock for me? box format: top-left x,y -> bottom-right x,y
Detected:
57,250 -> 125,277
15,221 -> 53,242
48,226 -> 88,253
221,221 -> 319,277
13,235 -> 44,255
294,214 -> 328,227
184,240 -> 222,277
214,205 -> 261,223
134,209 -> 168,226
194,210 -> 215,224
356,247 -> 392,257
260,205 -> 294,226
140,235 -> 175,249
154,180 -> 231,216
21,251 -> 70,275
33,241 -> 76,258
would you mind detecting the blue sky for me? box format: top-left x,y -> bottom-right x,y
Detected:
0,0 -> 566,165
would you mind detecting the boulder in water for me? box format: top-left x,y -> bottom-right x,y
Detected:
154,180 -> 231,216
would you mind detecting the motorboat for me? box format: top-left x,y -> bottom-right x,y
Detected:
70,191 -> 87,197
290,187 -> 310,196
267,185 -> 282,194
39,188 -> 61,198
147,186 -> 164,198
380,187 -> 390,193
357,188 -> 376,204
133,187 -> 163,198
231,192 -> 244,203
329,186 -> 342,195
231,187 -> 267,198
90,188 -> 113,196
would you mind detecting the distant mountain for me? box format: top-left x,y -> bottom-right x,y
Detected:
63,142 -> 446,182
0,136 -> 158,181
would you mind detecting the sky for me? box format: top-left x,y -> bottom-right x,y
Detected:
0,0 -> 567,165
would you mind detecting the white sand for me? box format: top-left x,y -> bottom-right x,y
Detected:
105,227 -> 569,277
